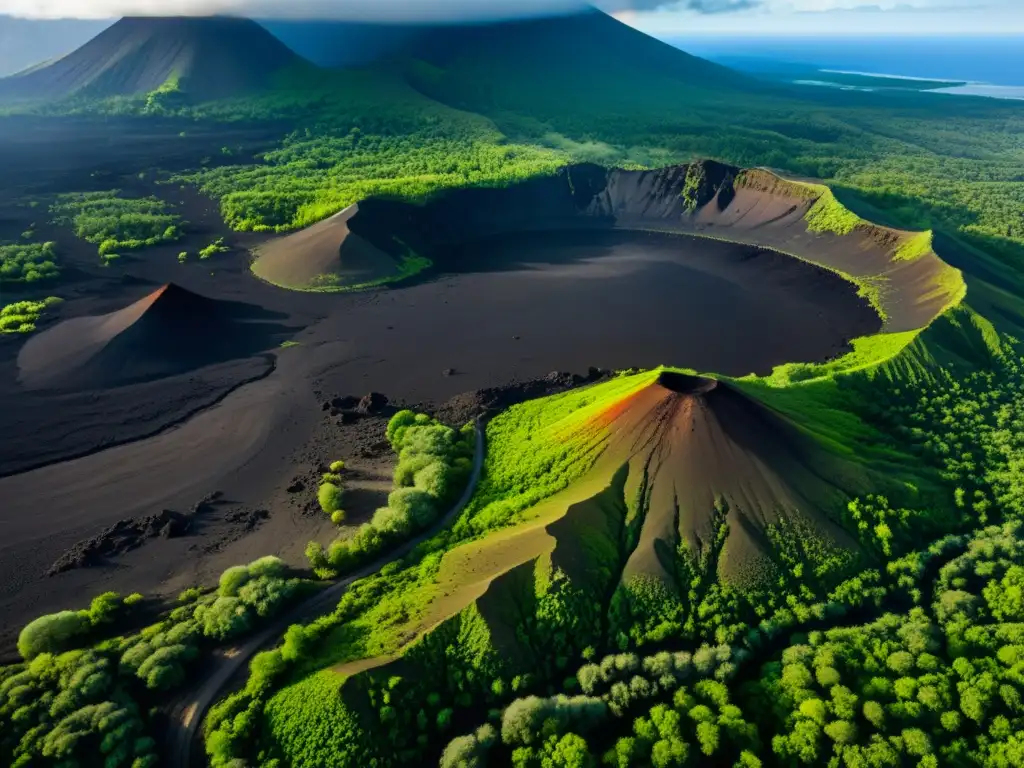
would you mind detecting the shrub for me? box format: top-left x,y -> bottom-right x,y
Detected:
319,482 -> 343,514
441,723 -> 498,768
219,566 -> 251,597
0,241 -> 59,284
18,611 -> 91,659
199,238 -> 230,259
195,597 -> 251,640
330,460 -> 346,473
0,296 -> 61,333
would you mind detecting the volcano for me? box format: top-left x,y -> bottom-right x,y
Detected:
586,371 -> 864,585
0,16 -> 304,102
263,9 -> 741,89
17,283 -> 293,390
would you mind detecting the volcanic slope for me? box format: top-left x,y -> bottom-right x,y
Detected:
266,9 -> 742,90
353,369 -> 897,660
261,367 -> 938,768
251,204 -> 409,290
0,16 -> 305,102
17,283 -> 293,391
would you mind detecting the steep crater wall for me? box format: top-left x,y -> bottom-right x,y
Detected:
348,162 -> 962,334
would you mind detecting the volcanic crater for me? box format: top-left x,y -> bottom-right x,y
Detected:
0,158 -> 960,650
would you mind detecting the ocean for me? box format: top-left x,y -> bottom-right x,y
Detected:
667,36 -> 1024,89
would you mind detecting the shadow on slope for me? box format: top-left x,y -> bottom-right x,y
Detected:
17,283 -> 295,391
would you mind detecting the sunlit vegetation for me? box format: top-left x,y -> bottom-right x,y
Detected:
198,237 -> 230,259
306,250 -> 433,293
305,410 -> 475,578
1,558 -> 309,768
50,191 -> 183,257
0,241 -> 59,284
318,460 -> 348,524
0,296 -> 61,333
191,301 -> 1024,766
756,520 -> 1024,767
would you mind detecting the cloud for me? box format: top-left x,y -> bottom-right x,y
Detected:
0,0 -> 761,20
1,1 -> 558,20
604,0 -> 760,11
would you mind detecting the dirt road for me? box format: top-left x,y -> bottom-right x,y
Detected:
166,418 -> 485,768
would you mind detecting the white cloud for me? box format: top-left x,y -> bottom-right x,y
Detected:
0,0 -> 770,20
0,0 -> 583,21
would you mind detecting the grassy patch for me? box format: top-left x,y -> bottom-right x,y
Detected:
804,187 -> 862,235
894,230 -> 934,262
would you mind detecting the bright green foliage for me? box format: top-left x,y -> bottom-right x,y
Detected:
680,163 -> 707,213
0,296 -> 61,333
804,188 -> 861,235
195,556 -> 300,641
758,522 -> 1024,768
50,191 -> 183,255
17,612 -> 91,660
894,231 -> 934,262
0,650 -> 158,768
455,372 -> 654,538
17,592 -> 139,660
318,482 -> 343,515
161,68 -> 567,232
316,411 -> 474,575
198,237 -> 230,259
2,557 -> 313,768
0,241 -> 59,284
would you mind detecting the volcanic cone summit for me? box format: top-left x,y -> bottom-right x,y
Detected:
584,372 -> 865,585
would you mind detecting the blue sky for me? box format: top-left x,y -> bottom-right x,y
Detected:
1,1 -> 1019,35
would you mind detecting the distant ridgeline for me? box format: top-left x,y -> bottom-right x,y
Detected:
0,9 -> 747,111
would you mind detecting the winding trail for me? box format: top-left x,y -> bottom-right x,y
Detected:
166,418 -> 486,768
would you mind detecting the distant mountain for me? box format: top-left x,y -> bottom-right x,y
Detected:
0,16 -> 112,77
0,16 -> 306,103
262,10 -> 742,87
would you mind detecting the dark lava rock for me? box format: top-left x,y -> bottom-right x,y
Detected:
286,479 -> 305,493
49,509 -> 193,575
443,368 -> 456,377
358,392 -> 389,414
339,411 -> 360,424
332,395 -> 361,410
225,508 -> 269,533
191,491 -> 224,515
425,367 -> 613,427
